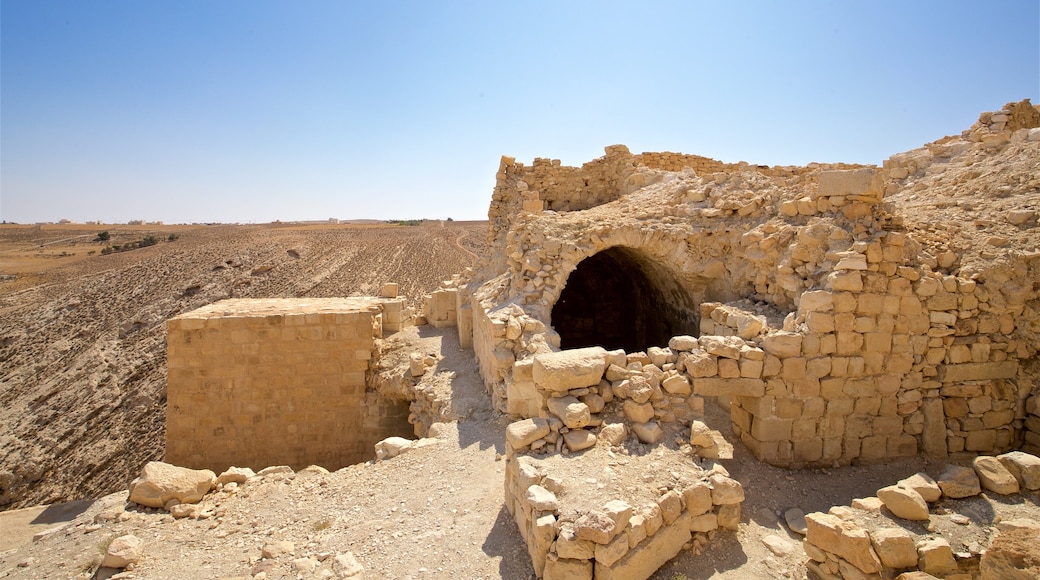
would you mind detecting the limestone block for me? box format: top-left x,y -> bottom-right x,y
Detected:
689,512 -> 718,532
761,332 -> 802,358
828,271 -> 864,292
631,421 -> 663,444
563,429 -> 597,452
869,528 -> 918,569
805,512 -> 882,574
898,473 -> 942,502
506,418 -> 551,449
876,485 -> 930,521
216,466 -> 255,486
717,504 -> 741,530
555,523 -> 595,560
623,400 -> 655,423
529,513 -> 557,577
998,451 -> 1040,490
689,420 -> 715,448
917,537 -> 957,578
533,347 -> 608,392
598,423 -> 627,446
594,512 -> 692,580
661,374 -> 691,395
543,554 -> 593,580
668,335 -> 699,351
683,351 -> 718,377
657,490 -> 682,525
818,168 -> 880,199
693,378 -> 765,397
526,485 -> 560,512
800,291 -> 834,312
708,474 -> 744,505
575,510 -> 617,544
936,361 -> 1018,382
129,462 -> 216,509
683,481 -> 713,516
547,396 -> 591,429
973,456 -> 1020,495
699,335 -> 744,359
506,379 -> 541,418
937,464 -> 981,498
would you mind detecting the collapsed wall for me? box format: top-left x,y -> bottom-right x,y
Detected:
458,100 -> 1040,578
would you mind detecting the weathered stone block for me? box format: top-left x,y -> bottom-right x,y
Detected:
533,347 -> 608,392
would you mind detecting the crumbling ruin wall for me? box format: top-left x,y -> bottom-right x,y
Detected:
463,100 -> 1040,473
165,297 -> 412,472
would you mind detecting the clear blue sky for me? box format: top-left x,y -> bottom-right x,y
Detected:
2,1 -> 1038,224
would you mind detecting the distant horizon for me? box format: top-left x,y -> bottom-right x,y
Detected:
0,217 -> 490,226
3,1 -> 1037,224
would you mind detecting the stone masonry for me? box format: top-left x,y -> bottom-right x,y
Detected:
165,297 -> 411,472
454,101 -> 1040,577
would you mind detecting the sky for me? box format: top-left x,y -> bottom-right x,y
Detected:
1,1 -> 1038,224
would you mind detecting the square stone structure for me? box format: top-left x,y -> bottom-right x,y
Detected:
165,297 -> 410,472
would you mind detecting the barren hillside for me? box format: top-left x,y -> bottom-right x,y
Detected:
0,222 -> 488,510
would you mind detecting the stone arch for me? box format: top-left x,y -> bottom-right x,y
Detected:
550,246 -> 699,352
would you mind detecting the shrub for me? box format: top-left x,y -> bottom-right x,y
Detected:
96,231 -> 110,242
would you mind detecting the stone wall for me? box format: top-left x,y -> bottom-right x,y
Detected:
802,451 -> 1040,579
462,100 -> 1040,471
165,297 -> 411,472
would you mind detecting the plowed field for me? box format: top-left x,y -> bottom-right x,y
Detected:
0,221 -> 488,510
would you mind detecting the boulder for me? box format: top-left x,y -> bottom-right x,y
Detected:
631,421 -> 663,444
598,423 -> 627,446
562,429 -> 596,452
374,436 -> 414,461
937,464 -> 981,498
216,466 -> 255,486
128,462 -> 216,509
898,472 -> 942,502
877,485 -> 930,521
333,551 -> 365,578
506,418 -> 550,449
997,451 -> 1040,490
546,396 -> 591,429
101,534 -> 143,568
262,540 -> 295,559
973,456 -> 1020,495
533,347 -> 607,392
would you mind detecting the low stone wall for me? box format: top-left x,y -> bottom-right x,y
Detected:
802,451 -> 1040,579
504,438 -> 744,579
165,297 -> 411,472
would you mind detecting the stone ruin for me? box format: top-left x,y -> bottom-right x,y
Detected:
164,100 -> 1040,579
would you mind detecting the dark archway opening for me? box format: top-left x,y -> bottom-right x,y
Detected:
551,247 -> 697,352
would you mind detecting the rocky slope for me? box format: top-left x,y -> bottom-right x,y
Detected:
0,222 -> 487,510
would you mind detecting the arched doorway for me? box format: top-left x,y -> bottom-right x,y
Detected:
550,246 -> 698,352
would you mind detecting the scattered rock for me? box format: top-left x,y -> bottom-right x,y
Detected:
877,485 -> 930,521
128,462 -> 216,509
783,508 -> 807,535
973,455 -> 1020,495
215,466 -> 255,486
261,540 -> 295,559
101,534 -> 143,569
761,534 -> 795,556
333,551 -> 365,578
997,451 -> 1040,490
937,464 -> 981,498
898,472 -> 942,502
